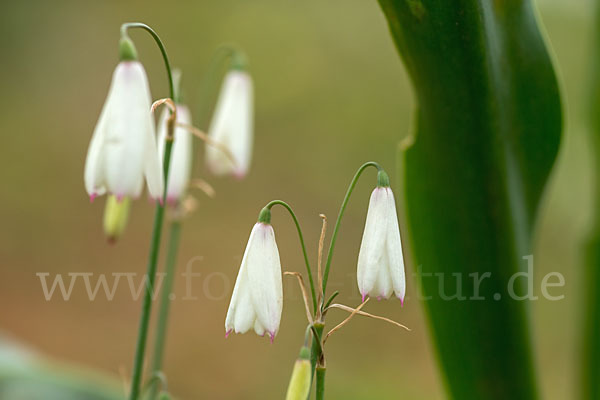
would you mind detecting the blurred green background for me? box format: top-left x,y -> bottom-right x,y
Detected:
0,0 -> 593,398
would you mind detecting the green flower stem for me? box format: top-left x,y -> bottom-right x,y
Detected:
147,220 -> 182,400
129,140 -> 173,400
197,45 -> 247,128
120,23 -> 174,101
309,323 -> 325,397
321,162 -> 381,299
264,200 -> 317,314
119,23 -> 176,400
315,367 -> 326,400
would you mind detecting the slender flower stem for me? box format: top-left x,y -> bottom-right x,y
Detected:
321,162 -> 381,299
264,200 -> 317,314
129,141 -> 173,400
147,220 -> 182,400
120,23 -> 176,400
120,23 -> 175,100
316,367 -> 326,400
309,323 -> 325,395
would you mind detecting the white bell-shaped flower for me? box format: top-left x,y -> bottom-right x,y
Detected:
225,218 -> 283,341
157,104 -> 192,205
357,178 -> 406,304
206,70 -> 253,178
84,61 -> 163,201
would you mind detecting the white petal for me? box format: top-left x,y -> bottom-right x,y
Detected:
225,225 -> 257,334
206,71 -> 254,177
84,99 -> 109,198
247,224 -> 283,336
158,105 -> 192,203
384,188 -> 406,301
357,188 -> 388,299
224,223 -> 283,338
101,62 -> 155,199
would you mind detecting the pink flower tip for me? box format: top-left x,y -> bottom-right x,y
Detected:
361,293 -> 367,302
233,169 -> 247,180
400,297 -> 405,307
269,332 -> 275,344
225,329 -> 232,339
89,193 -> 97,203
167,196 -> 178,207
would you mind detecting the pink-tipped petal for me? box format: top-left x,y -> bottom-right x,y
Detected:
167,196 -> 178,207
400,296 -> 405,307
225,329 -> 232,339
269,332 -> 275,344
361,293 -> 367,302
89,193 -> 97,203
377,296 -> 383,301
233,169 -> 247,180
116,194 -> 125,203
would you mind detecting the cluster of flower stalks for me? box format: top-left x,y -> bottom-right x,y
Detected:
226,166 -> 409,400
83,23 -> 408,400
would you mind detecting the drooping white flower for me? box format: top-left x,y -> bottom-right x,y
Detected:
206,70 -> 253,178
357,179 -> 406,304
84,61 -> 163,201
225,219 -> 283,341
157,104 -> 192,205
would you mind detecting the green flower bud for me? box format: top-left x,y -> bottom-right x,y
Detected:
103,195 -> 131,243
285,346 -> 312,400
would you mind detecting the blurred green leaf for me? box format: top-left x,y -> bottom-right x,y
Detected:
582,2 -> 600,399
378,1 -> 562,399
0,336 -> 122,400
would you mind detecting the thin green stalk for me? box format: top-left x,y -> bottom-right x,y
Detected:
265,200 -> 317,314
129,141 -> 173,400
120,23 -> 174,100
315,367 -> 326,400
147,220 -> 182,400
321,162 -> 381,298
309,323 -> 324,386
120,22 -> 176,400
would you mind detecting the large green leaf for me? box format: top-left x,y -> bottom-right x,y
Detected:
377,1 -> 562,399
582,2 -> 600,399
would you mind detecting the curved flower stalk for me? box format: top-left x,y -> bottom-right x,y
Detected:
357,171 -> 406,303
205,69 -> 254,178
157,104 -> 192,205
84,46 -> 163,202
225,209 -> 283,341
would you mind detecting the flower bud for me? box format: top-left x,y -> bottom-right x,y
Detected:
284,346 -> 312,400
103,195 -> 131,243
